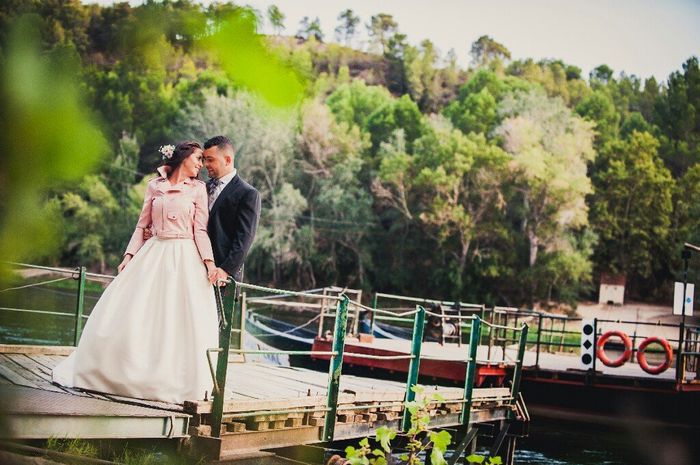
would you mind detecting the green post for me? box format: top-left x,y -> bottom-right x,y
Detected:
461,317 -> 481,425
535,315 -> 543,367
230,291 -> 242,351
510,324 -> 529,402
323,295 -> 349,442
73,267 -> 86,346
402,305 -> 426,432
211,284 -> 238,438
370,293 -> 378,334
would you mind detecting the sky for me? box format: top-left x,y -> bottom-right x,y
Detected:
89,0 -> 700,83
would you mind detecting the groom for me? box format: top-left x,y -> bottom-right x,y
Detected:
202,135 -> 261,284
144,135 -> 261,284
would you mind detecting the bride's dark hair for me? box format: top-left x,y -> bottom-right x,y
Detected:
163,140 -> 202,171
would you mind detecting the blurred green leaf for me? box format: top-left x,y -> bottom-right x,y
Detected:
198,9 -> 304,107
0,15 -> 107,279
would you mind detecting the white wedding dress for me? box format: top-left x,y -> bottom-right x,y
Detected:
53,175 -> 219,404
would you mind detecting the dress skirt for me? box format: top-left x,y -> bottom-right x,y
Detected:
52,237 -> 219,404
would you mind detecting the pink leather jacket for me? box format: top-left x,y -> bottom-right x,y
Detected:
124,166 -> 214,262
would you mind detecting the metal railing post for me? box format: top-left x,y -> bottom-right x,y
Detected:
402,305 -> 426,432
535,314 -> 542,367
318,289 -> 328,338
510,324 -> 529,402
211,283 -> 238,438
73,266 -> 86,346
676,322 -> 685,384
322,295 -> 349,442
240,292 -> 247,362
370,293 -> 378,334
461,316 -> 481,425
592,318 -> 598,378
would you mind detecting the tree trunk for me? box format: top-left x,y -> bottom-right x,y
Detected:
528,229 -> 539,267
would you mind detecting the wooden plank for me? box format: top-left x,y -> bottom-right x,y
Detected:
228,373 -> 305,401
24,354 -> 64,372
185,394 -> 330,415
0,355 -> 64,393
0,355 -> 44,389
17,354 -> 109,400
239,364 -> 330,397
0,361 -> 38,388
0,345 -> 75,356
12,355 -> 53,380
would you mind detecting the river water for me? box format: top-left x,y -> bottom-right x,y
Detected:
1,282 -> 697,465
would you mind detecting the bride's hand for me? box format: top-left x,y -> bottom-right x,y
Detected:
205,260 -> 217,284
118,254 -> 132,273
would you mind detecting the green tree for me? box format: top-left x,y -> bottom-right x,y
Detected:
470,35 -> 511,68
298,16 -> 323,41
590,64 -> 614,86
266,4 -> 285,35
590,131 -> 674,282
412,118 -> 509,293
366,94 -> 425,156
496,90 -> 595,288
576,90 -> 620,148
404,39 -> 440,112
335,8 -> 360,47
443,69 -> 530,135
296,101 -> 375,287
366,13 -> 398,54
326,80 -> 393,132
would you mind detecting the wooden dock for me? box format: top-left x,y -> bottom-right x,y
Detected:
0,344 -> 526,459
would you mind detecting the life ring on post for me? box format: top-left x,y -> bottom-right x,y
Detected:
596,330 -> 633,367
636,336 -> 673,375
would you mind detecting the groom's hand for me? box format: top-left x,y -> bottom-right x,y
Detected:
142,227 -> 153,241
215,268 -> 229,287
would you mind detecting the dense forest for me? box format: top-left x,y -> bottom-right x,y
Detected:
2,0 -> 699,308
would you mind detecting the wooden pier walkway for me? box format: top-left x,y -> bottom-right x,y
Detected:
0,344 -> 524,458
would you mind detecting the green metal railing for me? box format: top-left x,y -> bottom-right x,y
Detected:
1,262 -> 115,346
214,284 -> 530,441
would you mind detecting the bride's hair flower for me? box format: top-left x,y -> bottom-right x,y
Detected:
159,144 -> 175,160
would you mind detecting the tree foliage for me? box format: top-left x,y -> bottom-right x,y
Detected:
8,1 -> 700,305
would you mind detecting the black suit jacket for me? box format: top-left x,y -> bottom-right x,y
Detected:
208,174 -> 261,282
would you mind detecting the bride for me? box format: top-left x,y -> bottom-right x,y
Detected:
53,141 -> 220,404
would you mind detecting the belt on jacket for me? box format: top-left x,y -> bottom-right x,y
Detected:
155,232 -> 194,240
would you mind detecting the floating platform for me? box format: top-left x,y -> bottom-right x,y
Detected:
0,344 -> 527,459
310,334 -> 700,426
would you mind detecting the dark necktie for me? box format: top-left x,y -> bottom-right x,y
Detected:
207,178 -> 221,197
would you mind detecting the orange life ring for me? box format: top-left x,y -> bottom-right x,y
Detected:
636,336 -> 673,375
596,330 -> 632,367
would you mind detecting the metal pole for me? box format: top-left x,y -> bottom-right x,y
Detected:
322,295 -> 349,442
592,318 -> 598,377
677,249 -> 691,383
318,289 -> 328,338
461,317 -> 481,425
240,292 -> 247,362
402,305 -> 426,432
535,314 -> 543,367
352,292 -> 360,337
211,283 -> 238,438
73,267 -> 86,346
510,324 -> 529,401
370,293 -> 378,334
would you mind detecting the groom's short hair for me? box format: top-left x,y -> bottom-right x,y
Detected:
204,135 -> 233,153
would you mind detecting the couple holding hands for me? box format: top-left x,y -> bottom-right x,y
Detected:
53,136 -> 261,404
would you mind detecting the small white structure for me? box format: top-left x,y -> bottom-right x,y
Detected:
599,273 -> 625,305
